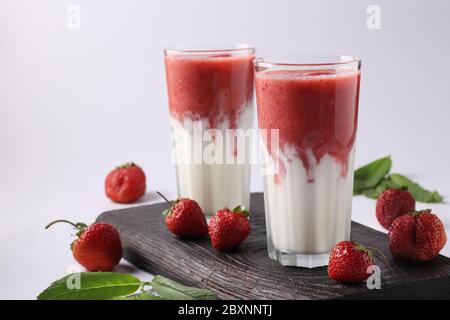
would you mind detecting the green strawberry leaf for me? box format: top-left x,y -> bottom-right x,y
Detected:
412,209 -> 432,217
118,162 -> 136,169
353,156 -> 392,194
37,272 -> 141,300
352,242 -> 373,262
151,275 -> 218,300
388,173 -> 444,203
232,205 -> 250,218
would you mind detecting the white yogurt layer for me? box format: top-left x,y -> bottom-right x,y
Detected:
261,142 -> 355,254
169,104 -> 253,215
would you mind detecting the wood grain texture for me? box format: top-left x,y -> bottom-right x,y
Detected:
97,193 -> 450,300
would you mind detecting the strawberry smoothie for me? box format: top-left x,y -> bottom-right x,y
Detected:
164,45 -> 255,215
255,55 -> 361,267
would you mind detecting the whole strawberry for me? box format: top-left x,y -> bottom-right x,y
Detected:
46,220 -> 122,271
376,188 -> 416,229
389,210 -> 447,262
328,241 -> 375,283
105,162 -> 146,204
209,206 -> 251,252
157,192 -> 208,237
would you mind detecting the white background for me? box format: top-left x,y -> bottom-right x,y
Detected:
1,0 -> 449,299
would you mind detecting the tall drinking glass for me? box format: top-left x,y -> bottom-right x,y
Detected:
164,44 -> 255,215
255,55 -> 361,267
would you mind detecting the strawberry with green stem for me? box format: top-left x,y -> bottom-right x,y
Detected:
46,219 -> 122,271
208,206 -> 251,252
389,209 -> 447,262
156,191 -> 208,238
328,241 -> 387,283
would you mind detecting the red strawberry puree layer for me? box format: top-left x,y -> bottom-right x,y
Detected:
165,54 -> 254,129
256,69 -> 360,183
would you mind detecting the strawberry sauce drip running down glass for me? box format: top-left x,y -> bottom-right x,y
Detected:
256,68 -> 360,183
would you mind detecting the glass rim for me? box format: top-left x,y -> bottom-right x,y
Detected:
255,54 -> 361,67
164,43 -> 255,56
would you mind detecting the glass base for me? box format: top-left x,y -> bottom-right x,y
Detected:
268,248 -> 330,268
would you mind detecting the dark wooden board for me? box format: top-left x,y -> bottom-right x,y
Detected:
97,193 -> 450,300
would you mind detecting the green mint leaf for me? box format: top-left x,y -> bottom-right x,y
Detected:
388,173 -> 444,203
361,178 -> 396,199
361,187 -> 380,199
353,156 -> 444,203
353,156 -> 392,193
151,275 -> 218,300
37,272 -> 142,300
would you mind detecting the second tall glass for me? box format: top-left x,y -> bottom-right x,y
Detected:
255,55 -> 361,268
164,44 -> 255,215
